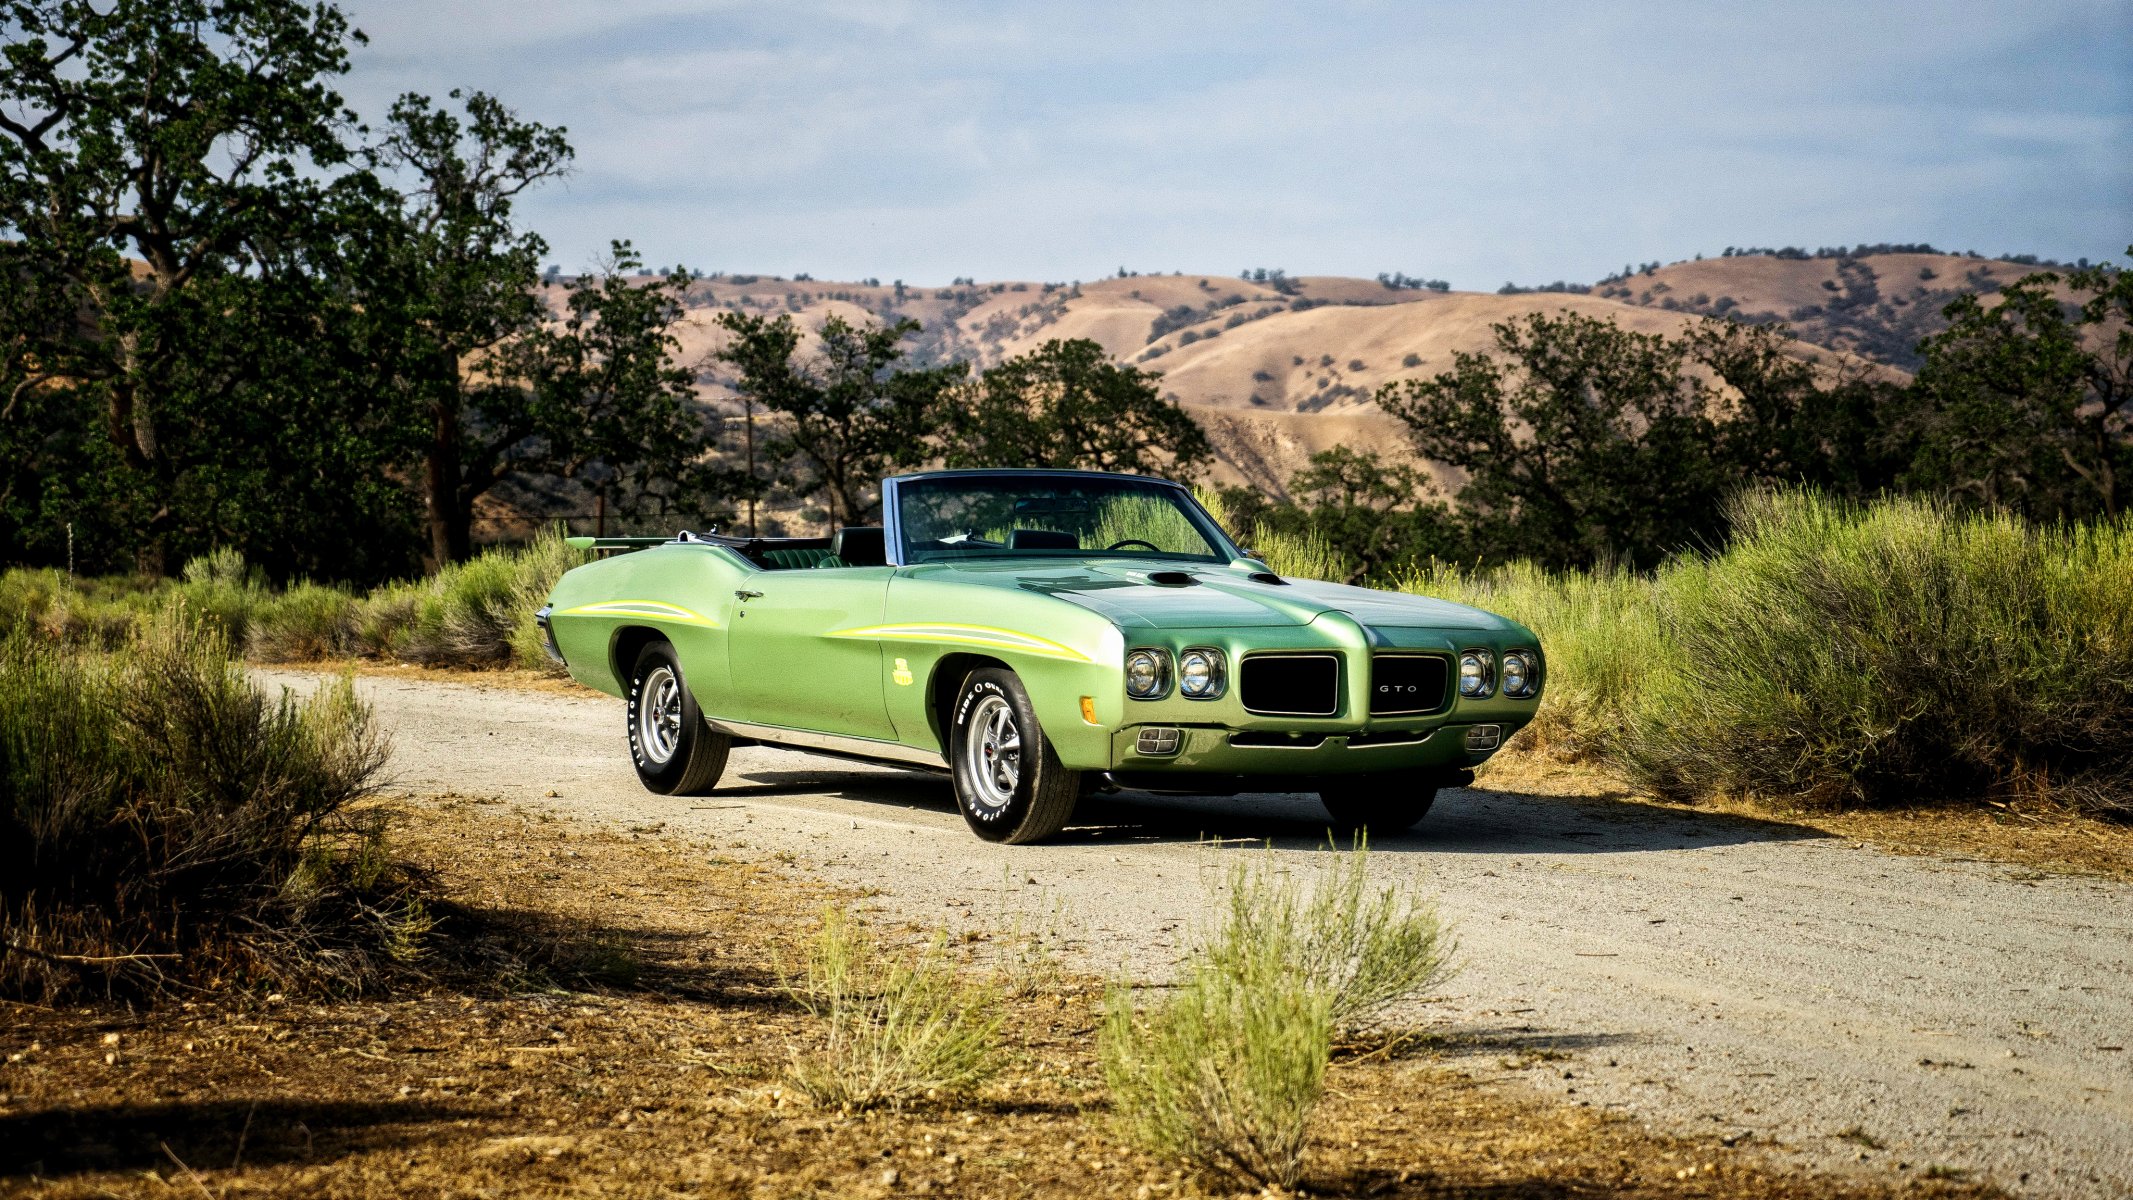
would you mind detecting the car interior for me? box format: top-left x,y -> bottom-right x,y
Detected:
715,526 -> 888,570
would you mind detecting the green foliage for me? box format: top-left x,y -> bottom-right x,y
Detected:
1102,845 -> 1454,1189
1206,843 -> 1456,1028
0,615 -> 397,999
783,906 -> 1004,1111
248,583 -> 360,663
1404,492 -> 2133,815
1618,491 -> 2133,815
1196,487 -> 1350,583
1102,947 -> 1329,1188
945,338 -> 1213,479
1905,252 -> 2132,521
0,527 -> 586,672
1380,312 -> 1739,570
0,0 -> 418,580
1378,311 -> 1931,570
716,312 -> 965,530
1217,448 -> 1463,583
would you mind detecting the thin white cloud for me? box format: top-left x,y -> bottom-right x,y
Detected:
332,0 -> 2133,285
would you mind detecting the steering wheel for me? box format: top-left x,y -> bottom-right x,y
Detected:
1105,538 -> 1162,552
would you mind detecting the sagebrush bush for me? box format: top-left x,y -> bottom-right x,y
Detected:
0,616 -> 401,1000
1207,841 -> 1456,1027
1621,491 -> 2133,815
1102,845 -> 1453,1189
0,528 -> 586,673
1404,491 -> 2133,816
249,583 -> 360,662
783,907 -> 1004,1110
1102,953 -> 1330,1189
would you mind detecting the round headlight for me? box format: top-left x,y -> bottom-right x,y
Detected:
1178,649 -> 1224,698
1458,650 -> 1494,698
1502,650 -> 1538,698
1125,649 -> 1169,699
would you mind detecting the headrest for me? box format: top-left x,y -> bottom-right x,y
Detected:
1007,528 -> 1079,550
830,526 -> 887,566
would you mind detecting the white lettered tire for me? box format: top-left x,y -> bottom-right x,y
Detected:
949,668 -> 1081,843
626,641 -> 730,796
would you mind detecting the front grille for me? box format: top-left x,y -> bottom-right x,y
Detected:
1238,654 -> 1340,717
1370,655 -> 1450,716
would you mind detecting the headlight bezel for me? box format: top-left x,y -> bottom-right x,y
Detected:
1177,647 -> 1227,700
1125,648 -> 1173,700
1501,648 -> 1540,699
1457,649 -> 1496,699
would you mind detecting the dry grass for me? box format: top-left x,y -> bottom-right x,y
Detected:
0,797 -> 2004,1199
782,908 -> 1005,1111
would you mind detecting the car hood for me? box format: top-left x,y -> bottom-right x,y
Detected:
900,560 -> 1516,633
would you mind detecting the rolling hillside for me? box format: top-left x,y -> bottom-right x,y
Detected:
636,249 -> 2050,496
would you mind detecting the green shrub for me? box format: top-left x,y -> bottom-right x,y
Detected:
1102,950 -> 1330,1189
1102,845 -> 1454,1189
1206,841 -> 1456,1027
783,906 -> 1004,1110
1408,491 -> 2133,814
1620,491 -> 2133,815
0,616 -> 399,1000
249,583 -> 360,662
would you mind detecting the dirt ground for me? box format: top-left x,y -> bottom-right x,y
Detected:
233,668 -> 2133,1199
1,799 -> 2003,1199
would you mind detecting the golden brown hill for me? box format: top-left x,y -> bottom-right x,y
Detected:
1596,252 -> 2052,370
595,252 -> 2048,492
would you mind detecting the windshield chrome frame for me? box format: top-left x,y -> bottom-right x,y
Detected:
880,469 -> 1245,568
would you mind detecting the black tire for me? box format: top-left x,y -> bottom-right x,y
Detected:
949,668 -> 1081,844
1319,773 -> 1439,836
626,640 -> 729,796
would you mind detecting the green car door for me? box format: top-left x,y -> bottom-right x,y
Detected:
726,565 -> 897,738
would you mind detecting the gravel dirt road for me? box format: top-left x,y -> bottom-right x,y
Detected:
265,669 -> 2133,1198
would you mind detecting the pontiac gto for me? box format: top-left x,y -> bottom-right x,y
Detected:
538,469 -> 1542,843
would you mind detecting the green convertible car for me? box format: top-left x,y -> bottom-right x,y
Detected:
538,469 -> 1542,843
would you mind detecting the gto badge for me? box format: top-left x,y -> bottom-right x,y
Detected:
891,657 -> 914,687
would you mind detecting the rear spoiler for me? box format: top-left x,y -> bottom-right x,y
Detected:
565,536 -> 672,554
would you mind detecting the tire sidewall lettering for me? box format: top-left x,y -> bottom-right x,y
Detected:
955,677 -> 1020,824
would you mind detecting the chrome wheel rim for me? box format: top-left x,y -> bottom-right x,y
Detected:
637,666 -> 683,764
963,694 -> 1022,810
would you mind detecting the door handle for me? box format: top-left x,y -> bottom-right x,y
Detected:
734,589 -> 763,600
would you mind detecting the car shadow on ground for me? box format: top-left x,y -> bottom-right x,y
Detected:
717,760 -> 1828,857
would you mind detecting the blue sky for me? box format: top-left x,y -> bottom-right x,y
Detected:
336,1 -> 2133,288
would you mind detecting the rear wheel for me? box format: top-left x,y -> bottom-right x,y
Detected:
627,641 -> 729,795
1319,773 -> 1438,836
950,668 -> 1081,844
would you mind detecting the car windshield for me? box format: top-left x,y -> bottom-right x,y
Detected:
895,475 -> 1237,565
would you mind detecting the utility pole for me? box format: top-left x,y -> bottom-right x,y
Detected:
744,394 -> 757,538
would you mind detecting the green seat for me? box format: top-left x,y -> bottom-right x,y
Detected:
814,555 -> 847,569
759,547 -> 834,570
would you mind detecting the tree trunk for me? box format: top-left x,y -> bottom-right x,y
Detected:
424,399 -> 471,566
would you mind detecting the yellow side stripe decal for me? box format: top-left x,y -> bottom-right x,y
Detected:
557,600 -> 719,627
828,623 -> 1092,662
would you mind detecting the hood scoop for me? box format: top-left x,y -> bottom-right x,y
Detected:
1246,571 -> 1287,586
1143,570 -> 1199,588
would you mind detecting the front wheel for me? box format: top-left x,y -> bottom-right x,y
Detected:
627,641 -> 730,795
949,668 -> 1081,844
1319,774 -> 1438,836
